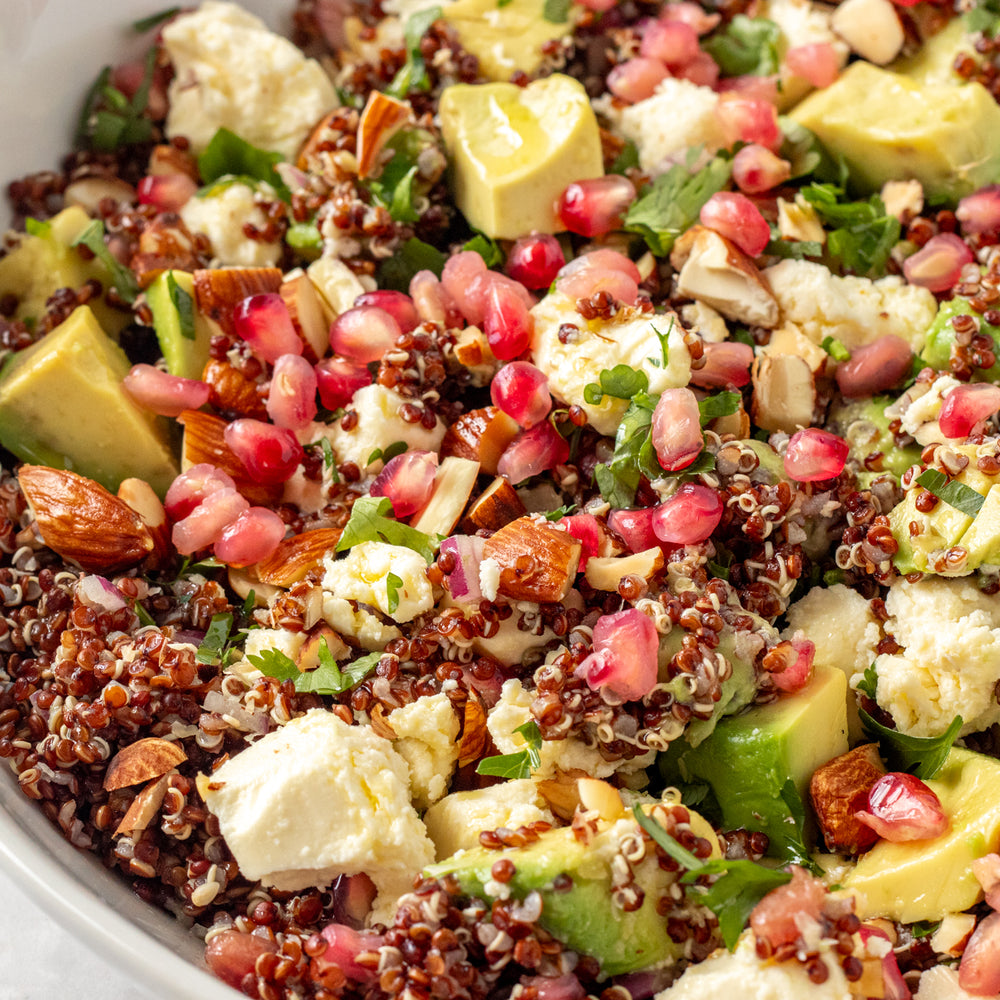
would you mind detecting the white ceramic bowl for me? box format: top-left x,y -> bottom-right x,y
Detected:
0,2 -> 293,996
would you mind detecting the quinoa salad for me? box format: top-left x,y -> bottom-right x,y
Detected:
8,0 -> 1000,996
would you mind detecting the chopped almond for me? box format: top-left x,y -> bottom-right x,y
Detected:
809,743 -> 886,854
104,738 -> 187,792
463,476 -> 528,533
482,516 -> 582,603
441,406 -> 520,476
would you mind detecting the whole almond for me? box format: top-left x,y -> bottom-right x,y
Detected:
255,528 -> 343,586
104,737 -> 187,792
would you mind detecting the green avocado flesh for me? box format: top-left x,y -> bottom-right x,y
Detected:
0,305 -> 179,495
827,397 -> 921,485
919,297 -> 1000,383
146,269 -> 214,381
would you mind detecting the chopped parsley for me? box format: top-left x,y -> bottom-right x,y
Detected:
197,127 -> 291,201
248,642 -> 381,696
378,237 -> 446,291
71,220 -> 140,303
703,15 -> 781,77
856,663 -> 879,701
860,710 -> 963,780
583,365 -> 650,405
386,6 -> 443,97
76,48 -> 156,151
476,721 -> 543,779
915,469 -> 986,518
336,496 -> 437,563
698,391 -> 742,424
821,336 -> 851,362
196,612 -> 235,665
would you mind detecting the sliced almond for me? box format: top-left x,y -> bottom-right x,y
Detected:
709,400 -> 751,439
751,352 -> 816,433
356,90 -> 412,179
64,176 -> 136,215
410,457 -> 480,538
254,527 -> 343,586
831,0 -> 904,64
482,516 -> 582,603
307,257 -> 370,317
148,144 -> 200,181
202,358 -> 268,419
577,777 -> 625,822
114,774 -> 170,837
585,548 -> 664,592
296,624 -> 350,670
281,267 -> 333,361
452,326 -> 498,384
227,567 -> 281,607
463,476 -> 528,533
117,477 -> 170,568
536,768 -> 590,821
18,466 -> 154,573
193,267 -> 283,338
457,688 -> 489,768
132,216 -> 202,288
104,737 -> 187,792
441,406 -> 520,475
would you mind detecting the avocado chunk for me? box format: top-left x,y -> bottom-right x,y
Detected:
660,666 -> 849,859
0,305 -> 179,495
843,748 -> 1000,922
0,207 -> 128,336
827,396 -> 922,485
426,804 -> 720,976
892,17 -> 980,86
790,61 -> 1000,201
146,270 -> 214,380
441,0 -> 571,82
439,74 -> 603,240
919,296 -> 1000,382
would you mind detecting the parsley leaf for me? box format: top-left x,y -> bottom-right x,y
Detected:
166,272 -> 195,340
593,391 -> 661,507
367,441 -> 408,467
463,234 -> 505,268
386,6 -> 443,96
703,16 -> 781,77
609,140 -> 640,176
378,237 -> 446,291
821,336 -> 851,362
965,0 -> 1000,35
543,0 -> 571,22
476,720 -> 543,779
247,646 -> 300,681
76,48 -> 156,151
197,128 -> 290,201
132,7 -> 180,31
336,496 -> 436,563
856,663 -> 879,700
385,572 -> 404,615
860,710 -> 962,780
134,602 -> 156,627
297,647 -> 380,696
71,220 -> 140,303
197,613 -> 234,665
624,153 -> 732,256
366,131 -> 424,223
915,469 -> 986,517
764,237 -> 823,261
778,780 -> 824,874
542,503 -> 577,521
698,391 -> 742,424
649,320 -> 672,369
584,364 -> 650,405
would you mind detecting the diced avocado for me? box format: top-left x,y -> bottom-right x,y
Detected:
957,484 -> 1000,568
439,74 -> 603,240
440,0 -> 571,82
0,305 -> 179,495
0,207 -> 128,336
790,61 -> 1000,201
660,666 -> 849,859
844,748 -> 1000,922
892,17 -> 980,87
426,804 -> 720,976
919,296 -> 1000,382
827,397 -> 922,484
146,270 -> 214,380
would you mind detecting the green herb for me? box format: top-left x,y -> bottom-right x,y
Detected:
310,437 -> 335,469
24,218 -> 51,238
246,646 -> 300,681
860,710 -> 962,780
910,920 -> 941,939
463,233 -> 505,268
965,0 -> 1000,35
197,128 -> 290,201
625,152 -> 732,256
583,364 -> 650,405
71,220 -> 140,303
367,154 -> 420,223
134,602 -> 156,627
498,0 -> 513,7
543,0 -> 571,22
297,646 -> 380,696
823,568 -> 846,586
648,320 -> 672,369
132,7 -> 180,31
707,560 -> 730,581
197,613 -> 234,665
378,237 -> 446,291
915,469 -> 986,517
76,48 -> 156,151
698,391 -> 742,424
542,504 -> 577,521
609,141 -> 640,176
732,328 -> 755,347
777,118 -> 836,181
764,237 -> 823,261
476,720 -> 543,779
778,780 -> 824,874
336,496 -> 437,563
593,392 -> 661,507
386,6 -> 443,96
286,221 -> 323,254
703,16 -> 781,77
385,572 -> 404,615
821,336 -> 851,362
242,590 -> 257,619
166,272 -> 195,340
367,441 -> 408,467
856,663 -> 878,700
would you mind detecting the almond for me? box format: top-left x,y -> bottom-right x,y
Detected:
132,216 -> 202,288
751,352 -> 816,433
809,742 -> 885,854
577,777 -> 625,821
254,528 -> 343,586
227,567 -> 282,607
114,774 -> 170,837
296,624 -> 350,670
193,267 -> 283,338
202,358 -> 268,419
356,90 -> 412,179
117,477 -> 170,568
482,516 -> 582,603
584,548 -> 664,592
104,737 -> 187,792
18,466 -> 155,573
280,268 -> 333,361
410,457 -> 480,538
441,406 -> 520,476
457,688 -> 489,768
536,768 -> 590,821
462,476 -> 528,533
148,144 -> 200,181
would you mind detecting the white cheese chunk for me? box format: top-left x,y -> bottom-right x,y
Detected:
180,182 -> 282,267
388,694 -> 460,809
322,541 -> 434,623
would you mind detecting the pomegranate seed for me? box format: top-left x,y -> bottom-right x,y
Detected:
957,184 -> 1000,237
960,912 -> 1000,996
835,335 -> 913,398
214,507 -> 286,566
354,290 -> 420,334
640,19 -> 699,66
783,43 -> 840,88
972,853 -> 1000,910
903,233 -> 975,292
440,534 -> 486,603
732,144 -> 792,194
267,353 -> 318,430
484,279 -> 533,360
164,464 -> 237,522
441,251 -> 490,325
699,191 -> 772,257
519,975 -> 586,1000
329,305 -> 401,364
855,772 -> 949,842
491,361 -> 552,427
574,0 -> 617,9
315,356 -> 372,410
224,418 -> 304,484
608,57 -> 671,104
137,173 -> 197,212
555,248 -> 640,305
579,608 -> 659,701
556,175 -> 637,238
715,95 -> 782,151
750,867 -> 827,951
689,341 -> 753,388
783,428 -> 849,482
651,484 -> 723,545
111,59 -> 169,119
858,926 -> 912,1000
171,487 -> 249,555
369,450 -> 438,517
771,638 -> 814,693
608,507 -> 660,553
410,268 -> 463,327
716,73 -> 780,104
122,363 -> 210,417
557,513 -> 604,569
507,234 -> 566,290
205,930 -> 278,990
233,293 -> 303,364
497,421 -> 569,483
661,1 -> 721,35
938,383 -> 1000,439
313,924 -> 384,985
650,387 -> 703,471
675,51 -> 720,87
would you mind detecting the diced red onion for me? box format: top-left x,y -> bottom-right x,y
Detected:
557,513 -> 604,570
312,924 -> 384,986
76,575 -> 128,613
440,535 -> 486,603
205,930 -> 278,991
857,926 -> 913,1000
123,364 -> 210,418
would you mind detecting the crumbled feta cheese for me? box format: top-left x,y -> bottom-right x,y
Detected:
197,709 -> 434,923
321,595 -> 402,650
388,693 -> 461,809
598,78 -> 725,176
872,577 -> 1000,737
162,0 -> 337,157
322,542 -> 434,623
762,259 -> 938,352
479,558 -> 501,602
180,182 -> 282,267
680,301 -> 729,344
530,292 -> 691,436
914,965 -> 978,1000
325,384 -> 447,472
888,375 -> 962,445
